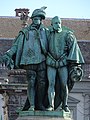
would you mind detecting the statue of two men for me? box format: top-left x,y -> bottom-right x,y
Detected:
0,7 -> 84,112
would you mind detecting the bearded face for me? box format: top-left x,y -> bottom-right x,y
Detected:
51,16 -> 62,32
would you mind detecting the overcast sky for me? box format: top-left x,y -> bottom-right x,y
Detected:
0,0 -> 90,19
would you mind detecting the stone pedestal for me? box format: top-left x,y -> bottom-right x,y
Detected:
16,110 -> 72,120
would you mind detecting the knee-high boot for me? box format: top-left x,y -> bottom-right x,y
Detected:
37,82 -> 46,110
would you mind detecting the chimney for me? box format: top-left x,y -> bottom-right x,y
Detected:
15,8 -> 29,17
15,8 -> 30,28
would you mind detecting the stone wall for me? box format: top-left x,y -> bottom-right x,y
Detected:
0,39 -> 90,120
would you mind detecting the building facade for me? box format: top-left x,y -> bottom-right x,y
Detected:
0,10 -> 90,120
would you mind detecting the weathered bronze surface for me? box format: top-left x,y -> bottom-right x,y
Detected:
0,9 -> 84,115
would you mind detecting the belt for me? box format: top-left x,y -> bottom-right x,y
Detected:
47,52 -> 67,68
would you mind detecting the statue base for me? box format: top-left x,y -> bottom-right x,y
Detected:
16,110 -> 72,120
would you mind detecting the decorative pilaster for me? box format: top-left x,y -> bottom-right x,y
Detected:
83,93 -> 90,120
2,91 -> 9,120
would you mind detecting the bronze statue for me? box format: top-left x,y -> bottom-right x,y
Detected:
0,7 -> 48,111
0,10 -> 85,113
46,16 -> 84,112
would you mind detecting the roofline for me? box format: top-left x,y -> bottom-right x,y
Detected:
0,38 -> 14,40
77,40 -> 90,42
61,18 -> 90,21
46,17 -> 90,21
0,16 -> 90,21
0,16 -> 20,19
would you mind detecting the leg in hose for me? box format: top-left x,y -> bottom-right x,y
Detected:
62,85 -> 69,111
58,66 -> 70,112
47,66 -> 56,111
26,70 -> 36,111
37,70 -> 46,110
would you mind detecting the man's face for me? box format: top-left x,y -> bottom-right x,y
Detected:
52,17 -> 62,32
32,16 -> 41,25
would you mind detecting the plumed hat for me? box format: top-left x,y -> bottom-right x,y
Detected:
31,6 -> 47,19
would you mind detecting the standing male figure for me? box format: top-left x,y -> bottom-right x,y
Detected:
46,16 -> 84,112
0,7 -> 48,111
